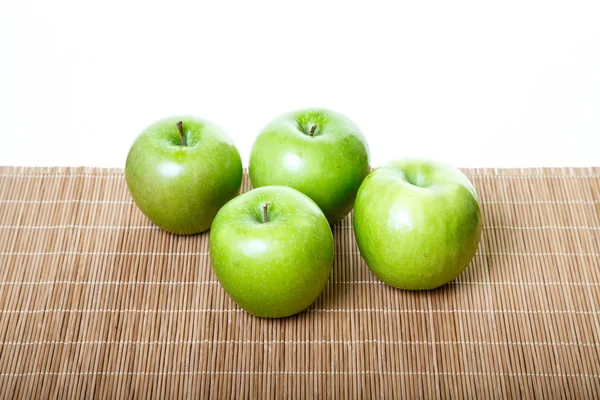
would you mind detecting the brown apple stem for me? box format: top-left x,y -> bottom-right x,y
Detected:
176,121 -> 187,146
263,202 -> 270,223
309,124 -> 318,136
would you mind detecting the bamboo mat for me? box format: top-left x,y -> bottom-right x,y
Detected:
0,166 -> 599,399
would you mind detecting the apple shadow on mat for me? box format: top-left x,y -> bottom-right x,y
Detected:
311,196 -> 516,313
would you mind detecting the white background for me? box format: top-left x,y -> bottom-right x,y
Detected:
1,0 -> 599,168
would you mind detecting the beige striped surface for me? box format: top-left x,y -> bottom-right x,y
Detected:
0,166 -> 599,399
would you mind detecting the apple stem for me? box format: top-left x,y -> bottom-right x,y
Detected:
263,202 -> 270,223
176,121 -> 187,146
309,124 -> 318,136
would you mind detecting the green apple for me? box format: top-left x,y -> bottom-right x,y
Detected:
125,116 -> 242,235
353,159 -> 482,290
209,186 -> 334,318
249,108 -> 370,224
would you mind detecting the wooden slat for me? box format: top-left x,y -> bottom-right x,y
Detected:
0,166 -> 599,398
